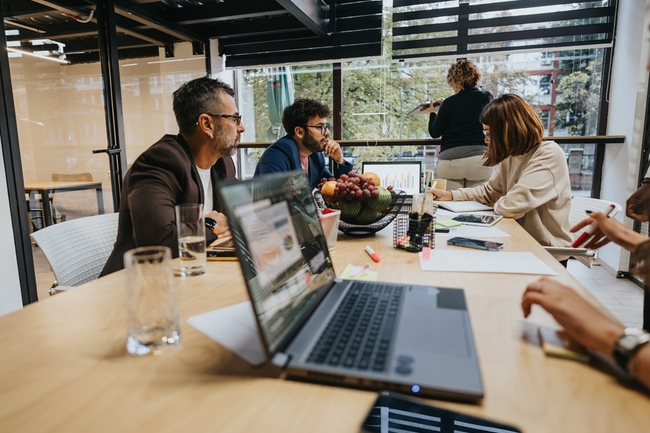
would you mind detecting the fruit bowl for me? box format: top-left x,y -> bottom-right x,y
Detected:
322,191 -> 407,236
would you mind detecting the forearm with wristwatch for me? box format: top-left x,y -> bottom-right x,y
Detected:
205,217 -> 219,238
613,327 -> 650,380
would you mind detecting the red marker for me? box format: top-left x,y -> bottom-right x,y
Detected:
572,204 -> 616,248
365,245 -> 381,263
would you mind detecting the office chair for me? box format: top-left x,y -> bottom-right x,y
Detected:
544,196 -> 622,268
51,172 -> 98,223
31,213 -> 119,295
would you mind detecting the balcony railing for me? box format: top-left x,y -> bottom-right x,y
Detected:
236,136 -> 625,199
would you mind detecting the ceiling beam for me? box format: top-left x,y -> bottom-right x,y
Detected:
173,0 -> 289,25
275,0 -> 329,37
193,15 -> 306,40
113,0 -> 206,44
29,0 -> 171,46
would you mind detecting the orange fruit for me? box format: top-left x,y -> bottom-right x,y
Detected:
362,172 -> 381,186
321,180 -> 337,195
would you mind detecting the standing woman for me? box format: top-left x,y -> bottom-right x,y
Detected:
429,94 -> 573,256
422,59 -> 493,189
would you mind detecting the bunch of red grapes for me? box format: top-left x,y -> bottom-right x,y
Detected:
317,171 -> 393,200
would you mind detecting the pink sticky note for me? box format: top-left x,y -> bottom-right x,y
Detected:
421,247 -> 431,261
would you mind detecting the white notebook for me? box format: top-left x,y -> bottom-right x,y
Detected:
434,200 -> 493,213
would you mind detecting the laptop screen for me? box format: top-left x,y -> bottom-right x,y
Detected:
218,171 -> 336,355
361,161 -> 422,195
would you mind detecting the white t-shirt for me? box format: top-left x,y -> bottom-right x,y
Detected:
196,167 -> 213,216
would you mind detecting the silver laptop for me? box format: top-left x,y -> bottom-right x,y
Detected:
361,161 -> 422,196
218,171 -> 483,403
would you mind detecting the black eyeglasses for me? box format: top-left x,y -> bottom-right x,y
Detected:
304,123 -> 331,135
482,129 -> 490,139
205,113 -> 242,125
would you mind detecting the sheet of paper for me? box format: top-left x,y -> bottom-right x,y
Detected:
187,301 -> 266,367
435,208 -> 495,218
419,250 -> 557,275
434,225 -> 510,238
433,200 -> 493,212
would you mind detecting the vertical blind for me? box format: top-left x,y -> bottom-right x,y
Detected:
392,0 -> 617,61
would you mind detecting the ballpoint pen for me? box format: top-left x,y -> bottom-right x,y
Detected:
572,204 -> 616,248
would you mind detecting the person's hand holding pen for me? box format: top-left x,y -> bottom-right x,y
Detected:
571,210 -> 648,251
428,188 -> 452,201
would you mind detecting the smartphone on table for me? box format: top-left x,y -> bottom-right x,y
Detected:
206,247 -> 238,261
446,236 -> 504,252
361,391 -> 522,433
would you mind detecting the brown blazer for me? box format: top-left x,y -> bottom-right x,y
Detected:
100,134 -> 237,276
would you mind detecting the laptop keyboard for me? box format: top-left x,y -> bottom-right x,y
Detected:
306,283 -> 404,372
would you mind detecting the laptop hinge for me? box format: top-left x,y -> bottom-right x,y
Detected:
272,352 -> 292,368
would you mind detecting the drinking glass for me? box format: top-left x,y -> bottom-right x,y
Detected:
125,246 -> 181,356
175,203 -> 207,276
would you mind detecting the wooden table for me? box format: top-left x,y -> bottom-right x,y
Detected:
1,220 -> 648,432
24,181 -> 105,227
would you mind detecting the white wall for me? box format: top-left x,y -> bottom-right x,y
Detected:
599,0 -> 650,272
0,143 -> 25,316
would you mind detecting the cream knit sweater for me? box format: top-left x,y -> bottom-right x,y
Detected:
451,140 -> 572,248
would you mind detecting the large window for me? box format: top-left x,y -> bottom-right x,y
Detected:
236,46 -> 606,194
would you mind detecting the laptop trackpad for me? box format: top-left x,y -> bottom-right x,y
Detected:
397,308 -> 470,358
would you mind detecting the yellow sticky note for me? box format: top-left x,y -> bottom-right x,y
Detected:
339,263 -> 379,281
436,219 -> 463,228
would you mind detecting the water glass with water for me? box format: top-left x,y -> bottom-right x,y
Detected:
175,203 -> 207,276
125,246 -> 181,356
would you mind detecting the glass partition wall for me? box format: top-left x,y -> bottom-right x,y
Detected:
8,26 -> 205,299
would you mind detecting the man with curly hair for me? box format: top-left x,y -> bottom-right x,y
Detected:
254,98 -> 352,188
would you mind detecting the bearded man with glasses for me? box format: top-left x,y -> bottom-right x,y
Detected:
101,76 -> 245,276
254,98 -> 352,189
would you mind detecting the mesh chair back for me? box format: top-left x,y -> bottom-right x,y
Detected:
31,213 -> 118,287
50,173 -> 98,222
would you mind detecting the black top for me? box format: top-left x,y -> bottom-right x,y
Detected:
428,87 -> 493,154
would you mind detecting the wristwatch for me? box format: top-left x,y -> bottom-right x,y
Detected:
205,217 -> 218,236
613,327 -> 650,374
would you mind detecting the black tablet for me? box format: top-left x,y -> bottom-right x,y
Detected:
361,391 -> 522,433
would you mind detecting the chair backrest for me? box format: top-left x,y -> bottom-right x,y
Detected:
51,172 -> 98,221
31,213 -> 119,287
570,196 -> 623,242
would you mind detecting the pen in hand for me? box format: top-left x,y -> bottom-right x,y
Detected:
571,204 -> 616,248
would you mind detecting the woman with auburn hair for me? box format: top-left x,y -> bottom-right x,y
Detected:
421,59 -> 494,189
429,94 -> 573,260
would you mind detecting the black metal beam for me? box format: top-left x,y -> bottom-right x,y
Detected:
222,29 -> 381,56
95,0 -> 127,209
0,11 -> 38,305
226,42 -> 381,68
113,0 -> 207,44
172,0 -> 288,25
195,15 -> 306,40
276,0 -> 329,37
29,0 -> 173,47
